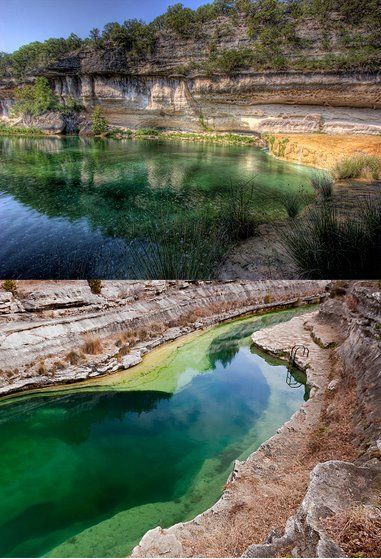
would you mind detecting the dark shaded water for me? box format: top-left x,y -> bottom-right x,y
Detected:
0,136 -> 313,278
0,310 -> 308,558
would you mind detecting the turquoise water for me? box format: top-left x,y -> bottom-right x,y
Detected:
0,136 -> 313,278
0,310 -> 308,558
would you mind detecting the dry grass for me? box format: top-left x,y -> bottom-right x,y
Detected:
37,361 -> 46,375
67,350 -> 82,365
82,336 -> 103,355
322,505 -> 381,557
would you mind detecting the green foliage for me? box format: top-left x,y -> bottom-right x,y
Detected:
334,155 -> 381,181
130,211 -> 231,279
2,0 -> 380,80
2,280 -> 18,294
153,3 -> 198,37
134,127 -> 160,136
87,279 -> 102,294
91,106 -> 109,135
3,34 -> 82,78
0,122 -> 47,136
221,180 -> 261,240
98,19 -> 156,55
12,77 -> 59,116
277,189 -> 309,219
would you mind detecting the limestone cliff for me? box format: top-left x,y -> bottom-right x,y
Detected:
0,279 -> 327,398
1,5 -> 380,136
2,71 -> 380,135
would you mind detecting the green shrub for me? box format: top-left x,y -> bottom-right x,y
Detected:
221,180 -> 261,240
134,127 -> 161,136
277,190 -> 308,219
0,122 -> 46,136
12,77 -> 59,116
334,154 -> 381,180
130,211 -> 231,279
87,280 -> 102,294
2,280 -> 17,294
91,106 -> 109,135
210,47 -> 254,74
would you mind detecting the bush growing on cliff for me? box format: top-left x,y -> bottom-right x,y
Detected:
2,34 -> 82,78
87,280 -> 102,294
2,280 -> 17,294
91,106 -> 109,135
12,77 -> 59,116
282,198 -> 381,279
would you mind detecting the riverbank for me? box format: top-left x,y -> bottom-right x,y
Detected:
2,119 -> 381,174
132,281 -> 381,558
267,133 -> 381,172
0,280 -> 327,399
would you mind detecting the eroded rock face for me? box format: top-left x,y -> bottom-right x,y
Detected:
48,73 -> 381,135
3,110 -> 84,134
2,71 -> 380,135
0,280 -> 328,397
244,461 -> 381,558
244,282 -> 381,559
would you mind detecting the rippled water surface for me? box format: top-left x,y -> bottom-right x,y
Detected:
0,308 -> 309,557
0,137 -> 313,278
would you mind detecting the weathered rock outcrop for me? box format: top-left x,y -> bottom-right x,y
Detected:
1,6 -> 380,136
0,280 -> 327,398
45,73 -> 381,135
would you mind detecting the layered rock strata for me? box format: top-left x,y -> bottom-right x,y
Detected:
0,279 -> 327,398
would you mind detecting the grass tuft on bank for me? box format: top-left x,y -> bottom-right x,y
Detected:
0,122 -> 47,136
282,198 -> 381,279
334,154 -> 381,180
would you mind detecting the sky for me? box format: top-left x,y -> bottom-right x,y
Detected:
0,0 -> 206,52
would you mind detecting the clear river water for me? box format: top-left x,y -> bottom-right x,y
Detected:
0,308 -> 309,558
0,136 -> 313,278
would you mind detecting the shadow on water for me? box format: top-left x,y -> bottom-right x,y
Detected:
0,309 -> 310,558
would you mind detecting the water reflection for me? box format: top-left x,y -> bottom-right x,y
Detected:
0,137 -> 313,278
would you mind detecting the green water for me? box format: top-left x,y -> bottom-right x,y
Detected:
0,136 -> 313,278
0,309 -> 309,558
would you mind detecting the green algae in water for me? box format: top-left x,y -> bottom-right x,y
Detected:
0,136 -> 314,278
0,309 -> 309,557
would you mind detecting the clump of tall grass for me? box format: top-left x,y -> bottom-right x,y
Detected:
129,211 -> 231,279
221,179 -> 261,240
282,198 -> 381,279
334,154 -> 381,180
277,189 -> 310,219
310,173 -> 333,200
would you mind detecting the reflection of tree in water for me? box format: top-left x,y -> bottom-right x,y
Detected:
0,390 -> 172,445
0,137 -> 314,277
207,321 -> 258,368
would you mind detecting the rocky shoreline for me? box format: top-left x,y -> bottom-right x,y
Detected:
0,280 -> 327,400
131,281 -> 381,558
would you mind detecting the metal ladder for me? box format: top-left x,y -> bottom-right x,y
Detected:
286,345 -> 309,388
